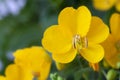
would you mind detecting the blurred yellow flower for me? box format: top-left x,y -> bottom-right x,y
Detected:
102,13 -> 120,69
6,64 -> 33,80
14,46 -> 52,80
93,0 -> 120,11
116,0 -> 120,11
0,76 -> 6,80
42,6 -> 109,64
0,64 -> 33,80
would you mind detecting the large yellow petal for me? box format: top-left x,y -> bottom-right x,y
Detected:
115,0 -> 120,11
42,25 -> 73,53
52,48 -> 77,63
58,6 -> 91,37
80,44 -> 104,63
0,76 -> 6,80
77,6 -> 91,37
58,7 -> 77,35
102,35 -> 120,68
110,13 -> 120,40
87,16 -> 109,44
93,0 -> 116,11
5,64 -> 33,80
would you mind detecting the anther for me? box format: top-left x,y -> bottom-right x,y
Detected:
73,35 -> 88,50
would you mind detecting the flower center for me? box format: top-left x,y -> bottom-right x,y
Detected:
115,40 -> 120,51
73,34 -> 88,51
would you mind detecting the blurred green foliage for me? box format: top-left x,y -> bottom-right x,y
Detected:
0,0 -> 120,80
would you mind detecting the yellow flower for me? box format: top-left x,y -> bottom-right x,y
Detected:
0,76 -> 6,80
102,13 -> 120,69
116,0 -> 120,11
93,0 -> 120,11
42,6 -> 109,64
14,46 -> 52,80
0,64 -> 33,80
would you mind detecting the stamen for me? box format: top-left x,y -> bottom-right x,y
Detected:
82,37 -> 88,48
73,35 -> 81,49
73,35 -> 88,50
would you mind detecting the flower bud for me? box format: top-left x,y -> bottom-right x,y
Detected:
106,69 -> 117,80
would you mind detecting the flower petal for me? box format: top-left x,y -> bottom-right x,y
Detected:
77,6 -> 91,37
0,76 -> 6,80
58,7 -> 77,35
106,52 -> 120,69
38,60 -> 51,80
110,13 -> 120,40
5,64 -> 33,80
58,6 -> 91,37
52,48 -> 77,63
102,35 -> 120,68
29,46 -> 52,73
13,48 -> 31,67
93,0 -> 116,11
80,44 -> 104,63
115,0 -> 120,11
87,16 -> 109,44
42,25 -> 73,53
